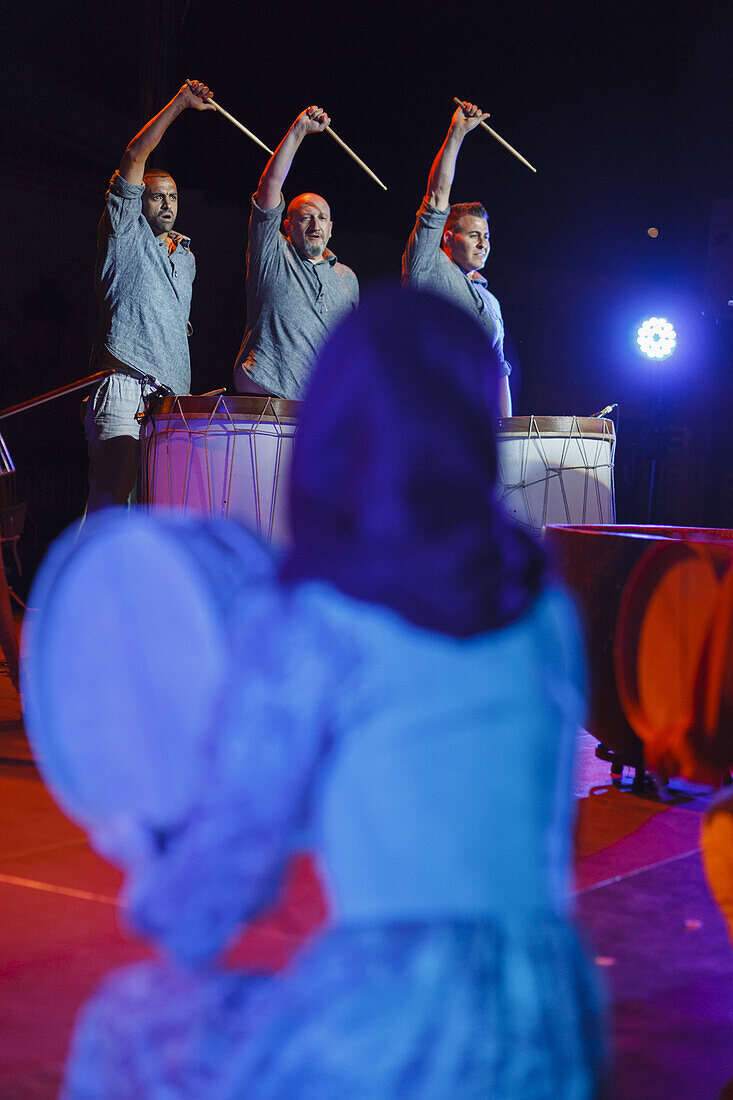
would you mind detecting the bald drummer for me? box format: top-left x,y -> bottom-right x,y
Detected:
234,106 -> 359,400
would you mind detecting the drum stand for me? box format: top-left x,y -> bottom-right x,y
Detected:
645,381 -> 666,524
593,740 -> 656,794
0,432 -> 19,690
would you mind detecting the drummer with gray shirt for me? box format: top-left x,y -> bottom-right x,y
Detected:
86,80 -> 214,512
234,106 -> 359,400
402,101 -> 512,417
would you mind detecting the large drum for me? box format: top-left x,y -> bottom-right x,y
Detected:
615,538 -> 733,780
495,415 -> 615,533
140,395 -> 300,546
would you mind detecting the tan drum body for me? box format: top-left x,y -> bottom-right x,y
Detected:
545,523 -> 733,772
615,540 -> 733,780
496,415 -> 615,533
140,396 -> 300,546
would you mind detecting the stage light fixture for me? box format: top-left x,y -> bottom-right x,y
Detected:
636,317 -> 676,360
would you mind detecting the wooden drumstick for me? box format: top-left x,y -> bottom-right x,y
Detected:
452,98 -> 537,174
191,84 -> 275,156
325,126 -> 388,191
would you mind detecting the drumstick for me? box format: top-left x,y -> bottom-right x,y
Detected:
0,370 -> 115,421
210,100 -> 274,155
325,127 -> 388,191
452,98 -> 537,174
189,84 -> 275,156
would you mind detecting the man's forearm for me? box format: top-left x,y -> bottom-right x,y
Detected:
121,92 -> 187,183
425,126 -> 465,210
256,122 -> 307,210
119,81 -> 212,186
425,104 -> 488,210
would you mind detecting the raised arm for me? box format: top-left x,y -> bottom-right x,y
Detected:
498,376 -> 512,417
119,80 -> 214,186
425,101 -> 490,210
256,106 -> 330,211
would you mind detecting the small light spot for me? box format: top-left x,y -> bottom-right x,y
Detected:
647,227 -> 659,238
684,919 -> 703,930
594,956 -> 616,967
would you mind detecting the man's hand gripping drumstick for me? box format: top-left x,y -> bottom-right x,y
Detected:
425,101 -> 490,210
120,80 -> 216,186
452,98 -> 537,173
255,106 -> 332,211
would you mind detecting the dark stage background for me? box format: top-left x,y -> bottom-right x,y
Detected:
1,0 -> 731,583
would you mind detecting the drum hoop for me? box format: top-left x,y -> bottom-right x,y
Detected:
143,394 -> 301,426
495,415 -> 615,441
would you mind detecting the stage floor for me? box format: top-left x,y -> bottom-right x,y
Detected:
1,653 -> 732,1098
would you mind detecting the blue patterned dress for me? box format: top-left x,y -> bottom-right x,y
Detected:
38,543 -> 604,1099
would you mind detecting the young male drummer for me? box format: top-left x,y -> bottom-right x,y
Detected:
234,106 -> 359,400
402,101 -> 512,417
86,79 -> 214,512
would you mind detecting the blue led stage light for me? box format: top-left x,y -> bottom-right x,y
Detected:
636,317 -> 677,360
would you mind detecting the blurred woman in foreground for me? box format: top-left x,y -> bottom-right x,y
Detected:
24,285 -> 605,1098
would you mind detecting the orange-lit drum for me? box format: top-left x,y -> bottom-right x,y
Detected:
495,415 -> 616,533
615,538 -> 733,779
140,395 -> 300,546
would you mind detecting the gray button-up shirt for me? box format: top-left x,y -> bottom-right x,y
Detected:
93,171 -> 195,394
402,199 -> 510,376
234,195 -> 359,399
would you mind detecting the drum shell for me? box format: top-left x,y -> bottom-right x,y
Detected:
496,416 -> 615,533
141,396 -> 300,547
546,524 -> 733,768
615,539 -> 733,779
545,525 -> 649,763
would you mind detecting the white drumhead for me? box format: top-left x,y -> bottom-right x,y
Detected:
22,513 -> 273,845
